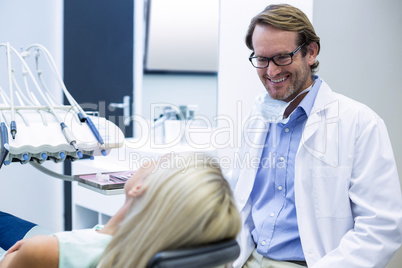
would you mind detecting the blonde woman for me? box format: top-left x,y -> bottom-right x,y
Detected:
0,152 -> 241,268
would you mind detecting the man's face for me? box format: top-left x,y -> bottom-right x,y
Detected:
252,24 -> 316,102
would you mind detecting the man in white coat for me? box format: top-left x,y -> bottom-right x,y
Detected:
229,4 -> 402,268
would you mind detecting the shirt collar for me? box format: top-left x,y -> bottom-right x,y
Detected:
297,75 -> 321,116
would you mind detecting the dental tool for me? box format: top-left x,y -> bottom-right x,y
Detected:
6,43 -> 17,139
0,122 -> 9,168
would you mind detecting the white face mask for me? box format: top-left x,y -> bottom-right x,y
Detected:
254,88 -> 310,124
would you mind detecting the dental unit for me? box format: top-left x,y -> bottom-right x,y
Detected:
0,43 -> 124,172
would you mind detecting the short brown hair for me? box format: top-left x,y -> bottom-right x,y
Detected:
245,4 -> 320,74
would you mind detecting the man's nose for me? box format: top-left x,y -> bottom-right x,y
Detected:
266,61 -> 281,77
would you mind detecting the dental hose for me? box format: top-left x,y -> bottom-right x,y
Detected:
26,44 -> 106,156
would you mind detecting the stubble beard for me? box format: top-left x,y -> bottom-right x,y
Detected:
263,65 -> 310,102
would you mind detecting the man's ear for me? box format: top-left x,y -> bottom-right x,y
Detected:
128,185 -> 147,197
306,42 -> 319,66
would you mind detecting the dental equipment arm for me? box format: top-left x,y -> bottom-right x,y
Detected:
0,43 -> 125,169
25,44 -> 107,155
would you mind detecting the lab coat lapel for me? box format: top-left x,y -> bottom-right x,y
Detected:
233,115 -> 269,267
234,114 -> 269,211
299,80 -> 339,167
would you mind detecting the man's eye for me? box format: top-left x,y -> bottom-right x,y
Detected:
274,55 -> 290,63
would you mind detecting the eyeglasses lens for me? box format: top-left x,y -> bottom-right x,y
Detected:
251,55 -> 292,68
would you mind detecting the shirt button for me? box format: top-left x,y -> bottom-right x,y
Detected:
285,128 -> 290,132
270,212 -> 275,217
278,186 -> 283,191
261,241 -> 266,246
279,156 -> 285,162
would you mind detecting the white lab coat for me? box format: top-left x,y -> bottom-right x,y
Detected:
230,79 -> 402,268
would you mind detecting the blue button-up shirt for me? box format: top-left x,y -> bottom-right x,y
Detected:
250,77 -> 321,261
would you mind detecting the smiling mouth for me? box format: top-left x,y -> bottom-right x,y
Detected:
268,76 -> 288,83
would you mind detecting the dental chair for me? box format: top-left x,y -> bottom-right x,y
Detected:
147,239 -> 240,268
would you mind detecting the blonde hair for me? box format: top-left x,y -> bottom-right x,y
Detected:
245,4 -> 321,74
97,152 -> 241,268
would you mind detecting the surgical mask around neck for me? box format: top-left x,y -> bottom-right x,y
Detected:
255,88 -> 310,124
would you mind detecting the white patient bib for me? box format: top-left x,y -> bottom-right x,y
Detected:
54,228 -> 112,268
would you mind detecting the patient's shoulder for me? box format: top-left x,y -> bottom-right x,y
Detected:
2,235 -> 59,268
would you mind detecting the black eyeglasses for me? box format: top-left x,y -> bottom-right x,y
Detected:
249,43 -> 305,68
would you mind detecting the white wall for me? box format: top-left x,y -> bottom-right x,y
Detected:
0,0 -> 64,232
313,1 -> 402,267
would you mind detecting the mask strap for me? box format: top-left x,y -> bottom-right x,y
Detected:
283,84 -> 314,119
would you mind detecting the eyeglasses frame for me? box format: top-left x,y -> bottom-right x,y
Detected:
248,43 -> 306,69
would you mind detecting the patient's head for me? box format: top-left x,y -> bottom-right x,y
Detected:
97,152 -> 241,268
